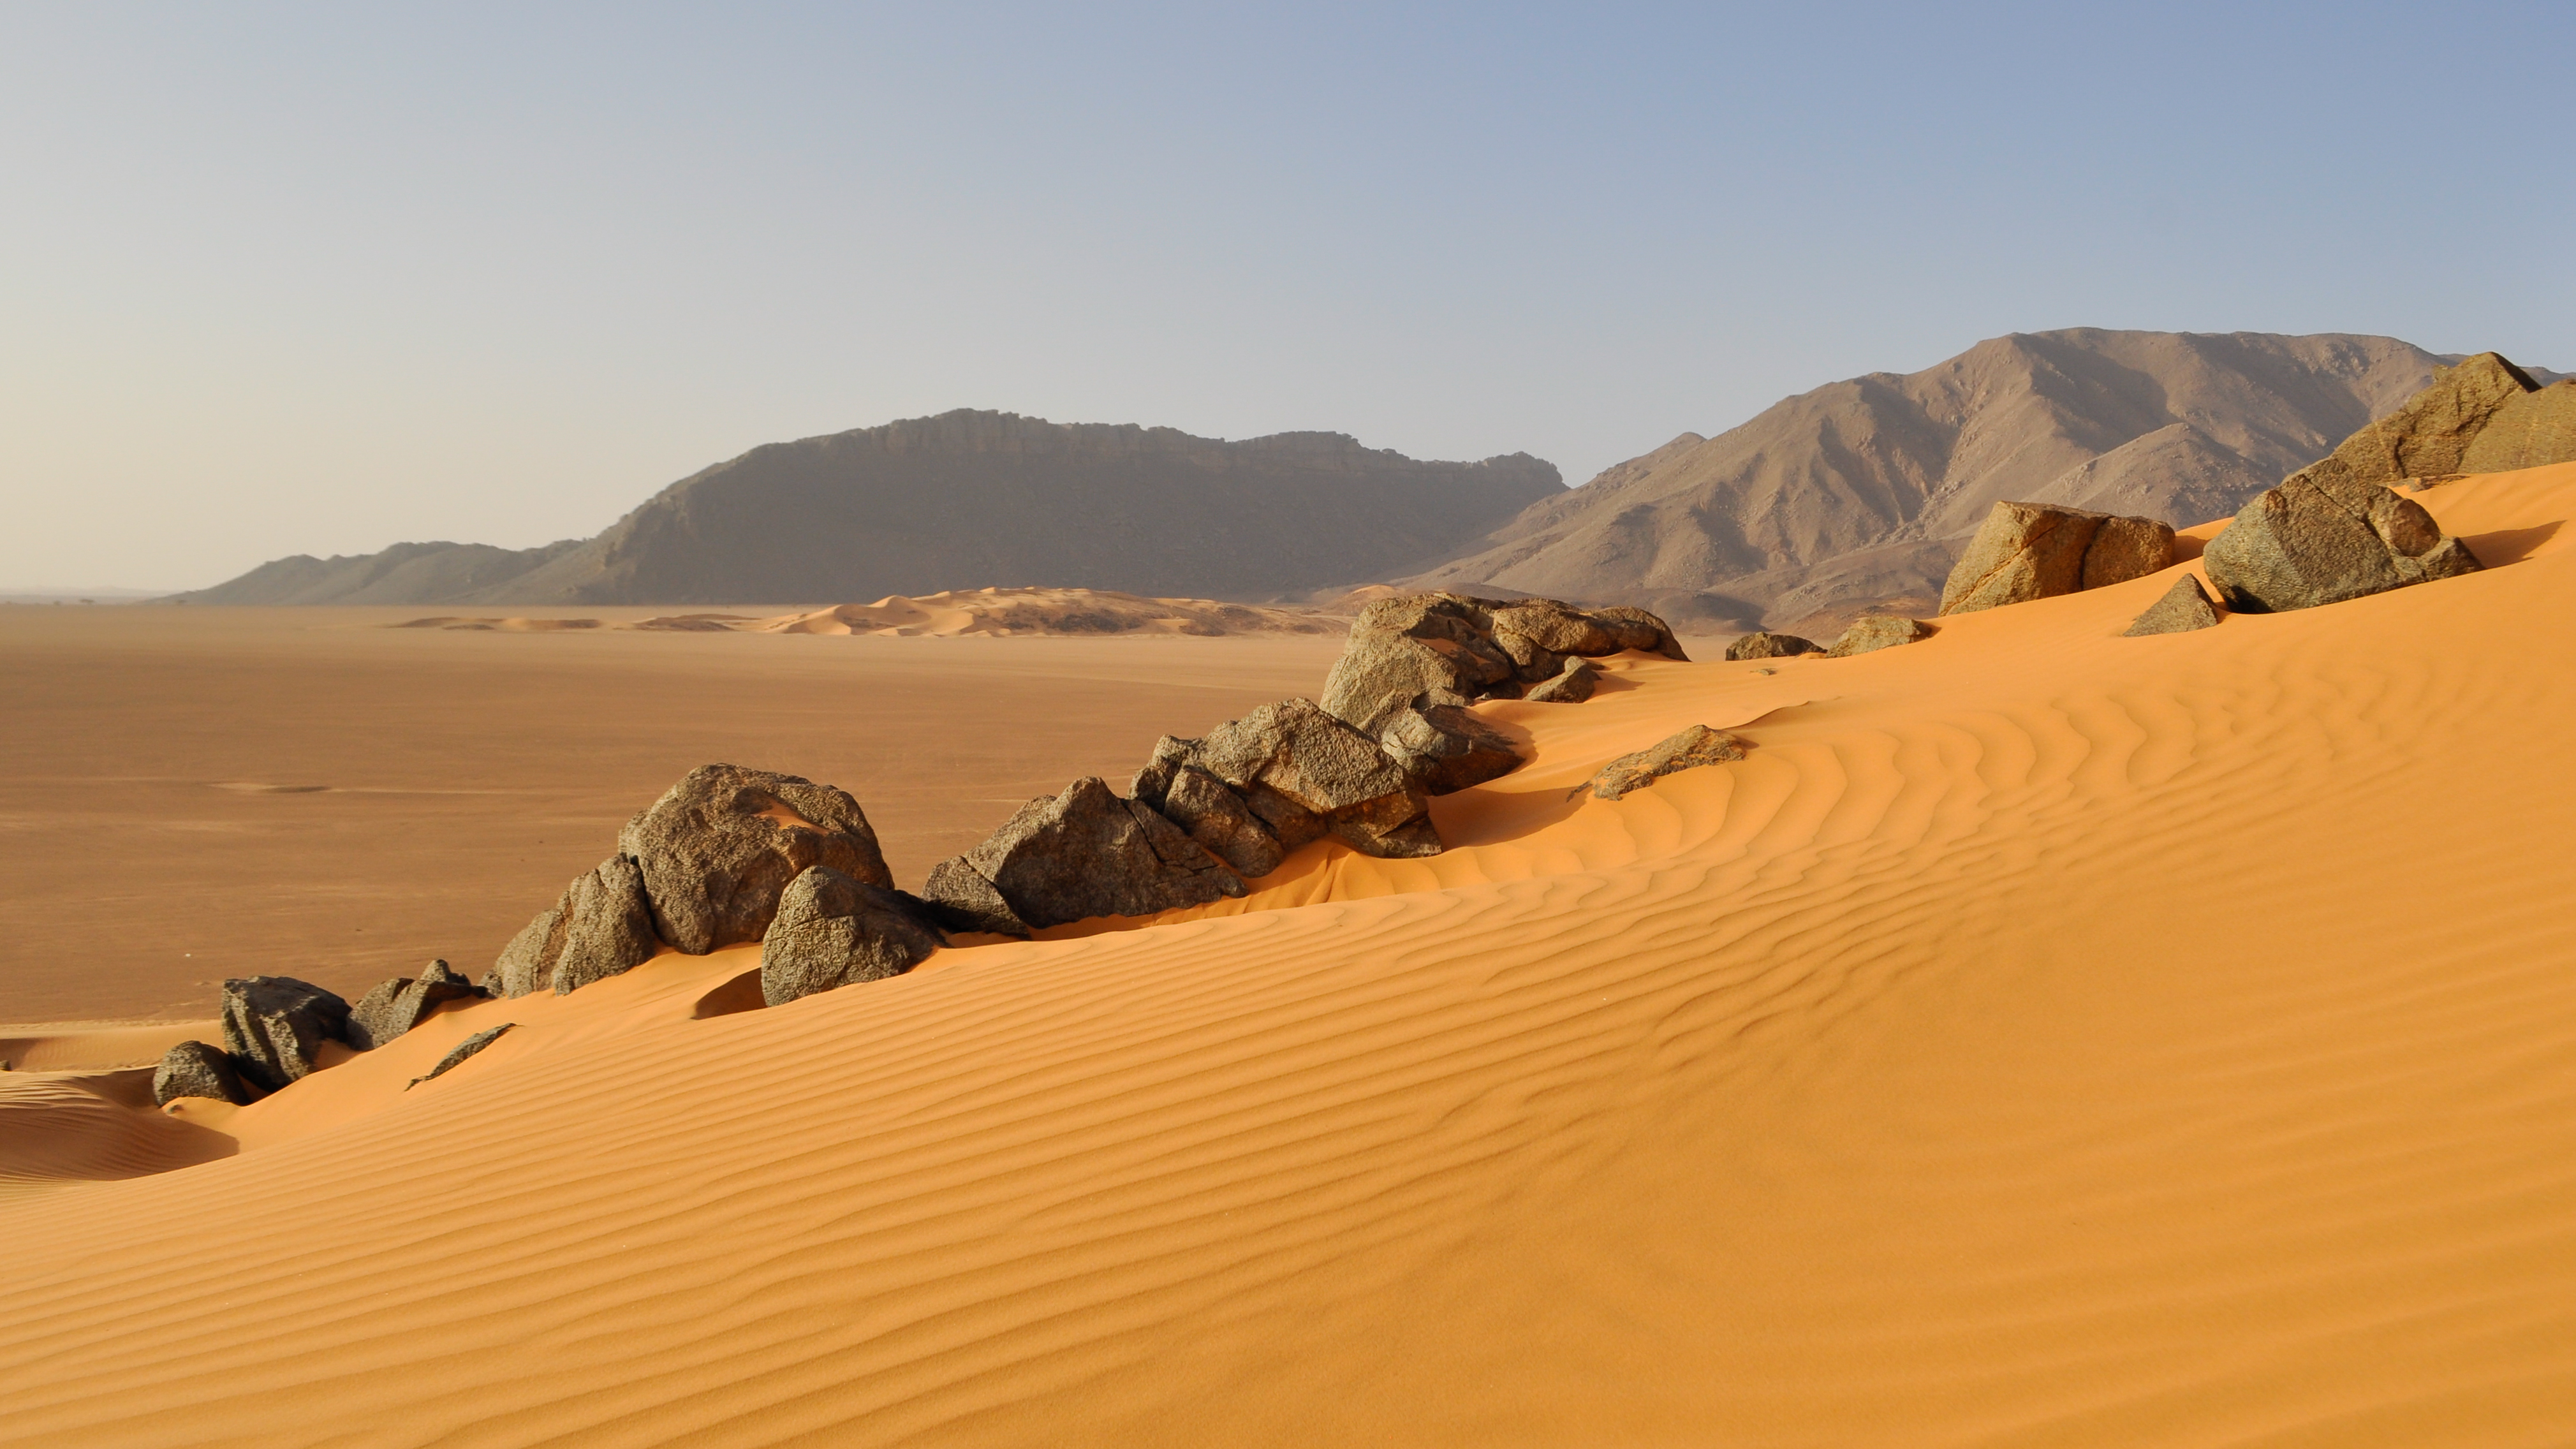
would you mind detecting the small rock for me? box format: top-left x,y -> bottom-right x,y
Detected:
1824,616 -> 1930,657
1522,657 -> 1600,703
1938,502 -> 2176,615
2122,576 -> 2224,636
618,764 -> 894,954
346,959 -> 483,1050
220,976 -> 353,1093
1725,632 -> 1820,661
922,777 -> 1246,932
760,866 -> 946,1005
152,1040 -> 256,1107
1573,726 -> 1750,802
407,1024 -> 515,1089
916,857 -> 1034,937
2200,458 -> 2483,612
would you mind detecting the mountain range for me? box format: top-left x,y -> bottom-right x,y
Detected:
173,330 -> 2555,621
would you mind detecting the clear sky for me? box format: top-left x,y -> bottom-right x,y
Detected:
3,3 -> 2568,589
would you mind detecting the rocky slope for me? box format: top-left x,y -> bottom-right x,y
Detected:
1402,330 -> 2552,630
172,412 -> 1561,606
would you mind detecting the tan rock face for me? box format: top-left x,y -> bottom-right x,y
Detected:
1937,503 -> 2176,615
2325,353 -> 2536,485
2460,381 -> 2576,474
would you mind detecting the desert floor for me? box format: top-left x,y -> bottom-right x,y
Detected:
5,468 -> 2576,1445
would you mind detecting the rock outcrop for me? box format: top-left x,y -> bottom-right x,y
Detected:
220,976 -> 353,1093
619,765 -> 893,954
1825,616 -> 1930,657
151,1041 -> 256,1107
346,960 -> 483,1050
1156,758 -> 1287,879
1320,592 -> 1683,738
1725,632 -> 1820,661
487,855 -> 662,998
408,1024 -> 515,1089
759,866 -> 946,1006
1574,726 -> 1750,802
1938,502 -> 2176,615
921,777 -> 1246,933
2123,576 -> 2224,636
1522,658 -> 1600,703
1188,700 -> 1443,857
2200,458 -> 2482,613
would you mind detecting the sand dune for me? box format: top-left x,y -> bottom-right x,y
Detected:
3,467 -> 2575,1443
697,587 -> 1344,638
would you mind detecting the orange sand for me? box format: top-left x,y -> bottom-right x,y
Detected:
3,467 -> 2575,1443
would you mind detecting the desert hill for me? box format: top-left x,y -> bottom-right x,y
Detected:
171,412 -> 1561,607
1406,329 -> 2558,629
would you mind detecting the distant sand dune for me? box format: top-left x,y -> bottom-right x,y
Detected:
3,467 -> 2575,1444
649,587 -> 1348,638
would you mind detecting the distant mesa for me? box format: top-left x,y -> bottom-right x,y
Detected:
172,410 -> 1561,607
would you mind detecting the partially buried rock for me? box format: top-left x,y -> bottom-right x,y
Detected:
346,959 -> 482,1050
2200,457 -> 2482,612
1522,657 -> 1600,704
1725,632 -> 1820,661
619,764 -> 894,955
487,855 -> 662,998
1573,726 -> 1749,802
408,1024 -> 515,1089
759,865 -> 946,1006
2323,352 -> 2537,486
1378,702 -> 1524,794
1319,594 -> 1517,735
920,777 -> 1245,932
1938,501 -> 2175,615
2459,379 -> 2576,474
1193,698 -> 1445,853
152,1040 -> 256,1107
221,976 -> 353,1094
1824,615 -> 1930,657
2122,575 -> 2223,636
1158,763 -> 1286,879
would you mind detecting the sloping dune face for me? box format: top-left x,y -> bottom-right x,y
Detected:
4,468 -> 2576,1445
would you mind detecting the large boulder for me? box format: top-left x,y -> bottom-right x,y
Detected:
1725,632 -> 1820,661
487,855 -> 663,998
1824,616 -> 1930,657
1193,699 -> 1443,855
2123,576 -> 2223,636
152,1040 -> 257,1107
618,764 -> 893,954
2200,457 -> 2482,613
760,866 -> 945,1006
2324,352 -> 2537,485
220,976 -> 353,1093
346,959 -> 483,1050
921,777 -> 1246,932
1573,726 -> 1750,802
1938,502 -> 2176,615
2459,379 -> 2576,474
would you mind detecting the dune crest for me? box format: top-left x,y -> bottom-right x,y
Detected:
4,466 -> 2576,1444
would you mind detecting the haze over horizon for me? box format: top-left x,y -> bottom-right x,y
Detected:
3,2 -> 2570,590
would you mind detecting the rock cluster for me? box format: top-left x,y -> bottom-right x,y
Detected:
154,963 -> 499,1107
1938,503 -> 2176,615
1573,726 -> 1750,802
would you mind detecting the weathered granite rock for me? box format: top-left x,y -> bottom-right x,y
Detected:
552,855 -> 662,995
220,976 -> 353,1093
1825,615 -> 1931,657
2325,352 -> 2537,485
2200,458 -> 2483,612
346,959 -> 483,1050
1126,735 -> 1198,813
1194,699 -> 1442,855
2459,379 -> 2576,474
760,866 -> 946,1005
618,764 -> 893,954
1725,632 -> 1820,661
923,777 -> 1246,931
485,902 -> 564,997
1158,763 -> 1288,879
2122,575 -> 2224,636
1573,726 -> 1750,802
1522,656 -> 1600,704
1938,502 -> 2177,615
1320,592 -> 1686,735
408,1024 -> 515,1089
152,1040 -> 256,1107
916,856 -> 1033,937
1378,702 -> 1525,794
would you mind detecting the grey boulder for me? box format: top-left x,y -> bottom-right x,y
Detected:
1825,616 -> 1931,657
1157,763 -> 1288,879
1378,703 -> 1524,795
220,976 -> 353,1093
1725,632 -> 1820,661
619,764 -> 894,954
2200,458 -> 2483,613
2459,379 -> 2576,474
1573,726 -> 1750,802
1193,699 -> 1443,855
759,866 -> 946,1006
922,777 -> 1246,932
489,855 -> 662,998
917,857 -> 1034,938
2324,351 -> 2537,485
152,1040 -> 257,1107
1522,657 -> 1600,704
1938,501 -> 2176,615
2123,576 -> 2224,636
346,959 -> 483,1050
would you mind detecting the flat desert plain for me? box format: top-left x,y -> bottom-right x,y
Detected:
6,467 -> 2576,1445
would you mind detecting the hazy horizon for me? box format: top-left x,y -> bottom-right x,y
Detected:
4,3 -> 2570,591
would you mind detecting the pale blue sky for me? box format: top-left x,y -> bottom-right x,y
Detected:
3,3 -> 2568,588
